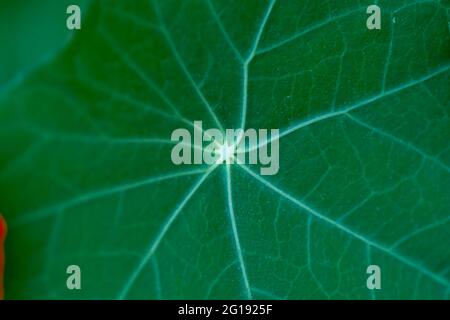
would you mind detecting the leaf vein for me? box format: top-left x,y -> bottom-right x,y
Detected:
239,164 -> 450,288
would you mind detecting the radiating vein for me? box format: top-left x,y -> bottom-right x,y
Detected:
206,0 -> 243,62
247,0 -> 277,60
239,164 -> 450,287
152,0 -> 224,131
256,6 -> 363,56
240,0 -> 277,130
390,216 -> 450,249
10,168 -> 209,227
248,64 -> 450,152
251,287 -> 283,299
0,138 -> 47,179
118,165 -> 217,299
382,13 -> 394,93
1,0 -> 449,300
98,28 -> 182,117
345,114 -> 450,173
151,257 -> 162,299
225,165 -> 252,299
75,65 -> 179,121
34,133 -> 204,152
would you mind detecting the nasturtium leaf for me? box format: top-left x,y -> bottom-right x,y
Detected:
0,0 -> 449,299
0,0 -> 89,86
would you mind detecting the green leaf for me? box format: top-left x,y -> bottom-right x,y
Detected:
0,0 -> 449,299
0,0 -> 88,86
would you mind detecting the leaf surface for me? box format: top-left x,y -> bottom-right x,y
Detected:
0,0 -> 449,299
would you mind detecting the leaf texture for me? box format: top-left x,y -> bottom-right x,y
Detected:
0,0 -> 449,299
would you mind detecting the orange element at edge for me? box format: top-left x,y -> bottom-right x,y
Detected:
0,214 -> 6,300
